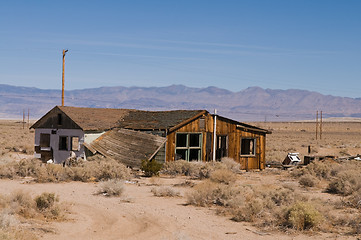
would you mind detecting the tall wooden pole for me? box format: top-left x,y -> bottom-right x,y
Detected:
316,111 -> 318,140
22,110 -> 25,129
320,111 -> 323,140
62,49 -> 68,106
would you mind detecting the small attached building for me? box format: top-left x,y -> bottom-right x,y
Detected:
31,106 -> 270,170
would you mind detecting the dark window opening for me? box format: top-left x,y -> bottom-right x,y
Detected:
40,133 -> 50,147
71,137 -> 79,151
216,135 -> 228,160
189,133 -> 200,147
240,138 -> 255,156
176,133 -> 187,147
175,133 -> 202,161
189,149 -> 200,161
57,114 -> 63,125
175,149 -> 187,160
59,136 -> 68,151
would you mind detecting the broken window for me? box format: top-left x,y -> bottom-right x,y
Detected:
40,133 -> 50,147
71,137 -> 79,151
216,135 -> 228,160
175,133 -> 202,161
59,136 -> 68,151
57,113 -> 63,126
240,138 -> 256,156
199,118 -> 205,131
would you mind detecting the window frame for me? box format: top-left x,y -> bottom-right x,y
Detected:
40,133 -> 51,148
175,132 -> 202,161
240,138 -> 256,157
70,136 -> 80,152
59,136 -> 68,151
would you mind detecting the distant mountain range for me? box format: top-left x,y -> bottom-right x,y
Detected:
1,84 -> 361,121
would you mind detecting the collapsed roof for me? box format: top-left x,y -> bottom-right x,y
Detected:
84,128 -> 166,168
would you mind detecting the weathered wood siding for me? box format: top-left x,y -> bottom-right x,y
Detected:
165,113 -> 266,170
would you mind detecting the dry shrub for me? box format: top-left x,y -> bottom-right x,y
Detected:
162,160 -> 237,179
0,158 -> 131,183
0,210 -> 19,229
98,179 -> 124,197
9,190 -> 36,218
186,180 -> 240,207
0,190 -> 66,240
0,229 -> 37,240
286,202 -> 322,230
327,170 -> 361,196
162,160 -> 208,178
151,187 -> 180,197
210,169 -> 237,185
34,192 -> 61,219
268,188 -> 296,207
0,162 -> 17,179
347,189 -> 361,209
299,174 -> 318,187
232,198 -> 264,222
293,161 -> 335,180
35,192 -> 57,211
220,157 -> 241,174
161,160 -> 192,176
186,180 -> 322,232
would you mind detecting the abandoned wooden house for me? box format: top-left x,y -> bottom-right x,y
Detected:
31,106 -> 270,170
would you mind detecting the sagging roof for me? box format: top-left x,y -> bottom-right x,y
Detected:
84,128 -> 166,168
59,106 -> 134,131
31,106 -> 135,131
118,110 -> 206,130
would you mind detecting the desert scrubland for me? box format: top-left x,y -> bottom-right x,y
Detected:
0,120 -> 360,240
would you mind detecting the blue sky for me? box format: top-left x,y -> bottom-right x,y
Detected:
0,0 -> 360,97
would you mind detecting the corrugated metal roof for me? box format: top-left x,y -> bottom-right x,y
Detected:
58,106 -> 134,131
118,110 -> 206,130
86,128 -> 166,168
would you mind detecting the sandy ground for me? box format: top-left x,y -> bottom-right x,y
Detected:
0,175 -> 356,240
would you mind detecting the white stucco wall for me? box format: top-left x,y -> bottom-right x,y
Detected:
34,128 -> 85,164
84,132 -> 105,144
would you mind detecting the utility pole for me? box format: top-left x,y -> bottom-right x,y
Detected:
320,111 -> 323,140
62,49 -> 68,106
315,111 -> 318,140
22,109 -> 25,129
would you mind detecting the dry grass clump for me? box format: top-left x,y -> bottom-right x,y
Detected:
151,187 -> 180,197
97,179 -> 124,197
0,190 -> 67,240
209,169 -> 237,185
161,159 -> 240,180
299,174 -> 318,187
286,202 -> 322,230
186,180 -> 240,207
347,189 -> 361,209
220,157 -> 241,174
187,179 -> 324,231
0,158 -> 131,182
293,161 -> 361,196
292,161 -> 336,180
327,170 -> 361,196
